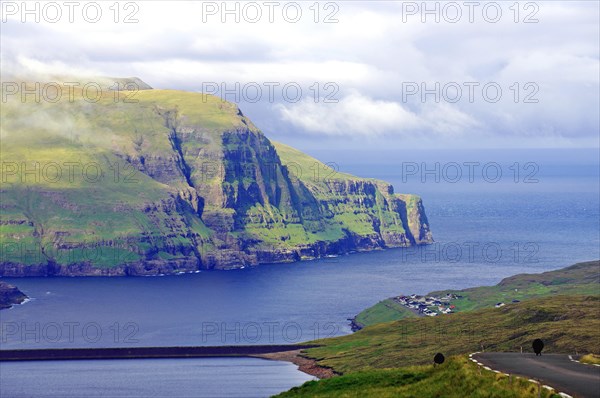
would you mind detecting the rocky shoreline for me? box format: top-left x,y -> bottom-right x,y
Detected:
0,281 -> 28,310
255,349 -> 337,379
348,317 -> 364,332
0,240 -> 430,277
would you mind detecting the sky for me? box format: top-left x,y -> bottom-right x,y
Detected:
1,0 -> 599,151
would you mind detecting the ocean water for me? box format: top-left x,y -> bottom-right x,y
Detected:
0,357 -> 316,398
2,191 -> 597,349
1,163 -> 598,397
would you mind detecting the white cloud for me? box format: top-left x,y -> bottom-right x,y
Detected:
277,92 -> 478,137
277,93 -> 419,136
0,0 -> 598,148
420,103 -> 480,136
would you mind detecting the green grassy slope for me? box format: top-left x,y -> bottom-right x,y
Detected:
1,85 -> 193,269
272,141 -> 358,183
355,260 -> 600,328
306,294 -> 600,374
354,298 -> 417,326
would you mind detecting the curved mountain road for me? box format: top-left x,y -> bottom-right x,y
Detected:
473,353 -> 600,398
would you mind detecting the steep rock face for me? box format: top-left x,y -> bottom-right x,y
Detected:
0,79 -> 433,275
0,281 -> 28,309
273,142 -> 432,251
400,194 -> 433,245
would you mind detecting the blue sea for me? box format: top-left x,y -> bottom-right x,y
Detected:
0,357 -> 315,398
1,151 -> 599,397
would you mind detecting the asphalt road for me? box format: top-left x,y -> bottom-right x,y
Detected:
474,352 -> 600,398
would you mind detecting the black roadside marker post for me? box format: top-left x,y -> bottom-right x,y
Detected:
532,339 -> 544,356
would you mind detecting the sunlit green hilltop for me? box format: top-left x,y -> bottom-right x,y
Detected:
0,78 -> 432,275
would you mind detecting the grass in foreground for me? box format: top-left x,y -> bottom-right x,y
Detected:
275,356 -> 560,398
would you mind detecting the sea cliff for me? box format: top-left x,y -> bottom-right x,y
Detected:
0,78 -> 432,275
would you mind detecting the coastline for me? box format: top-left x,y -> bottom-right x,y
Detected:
254,349 -> 337,379
0,281 -> 28,310
0,344 -> 336,379
348,317 -> 364,332
0,240 -> 433,277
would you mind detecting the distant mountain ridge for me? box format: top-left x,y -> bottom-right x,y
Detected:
0,77 -> 432,276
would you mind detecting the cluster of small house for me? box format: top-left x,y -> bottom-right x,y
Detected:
393,293 -> 461,317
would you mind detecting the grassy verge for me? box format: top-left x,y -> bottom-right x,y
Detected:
275,356 -> 560,398
580,354 -> 600,365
